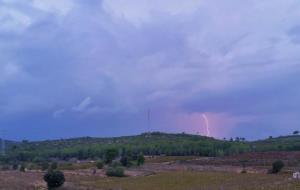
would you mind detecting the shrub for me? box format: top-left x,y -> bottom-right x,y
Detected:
106,166 -> 125,177
96,160 -> 104,169
44,170 -> 65,189
20,164 -> 26,172
105,148 -> 119,164
111,160 -> 122,167
27,163 -> 35,170
12,163 -> 18,170
137,152 -> 145,166
215,149 -> 224,157
271,160 -> 284,174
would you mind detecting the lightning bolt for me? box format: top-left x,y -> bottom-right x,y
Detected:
202,114 -> 210,136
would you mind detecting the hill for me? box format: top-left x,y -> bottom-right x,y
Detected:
251,135 -> 300,151
1,132 -> 300,164
0,132 -> 249,163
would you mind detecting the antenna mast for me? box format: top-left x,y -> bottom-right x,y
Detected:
147,109 -> 151,131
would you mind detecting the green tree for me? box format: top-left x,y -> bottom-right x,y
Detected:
105,148 -> 118,164
12,162 -> 18,170
293,131 -> 299,135
271,160 -> 284,174
137,152 -> 145,166
96,160 -> 104,169
44,170 -> 65,189
20,164 -> 26,172
111,160 -> 122,167
215,149 -> 224,157
106,166 -> 125,177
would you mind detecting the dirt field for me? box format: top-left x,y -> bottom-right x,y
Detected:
1,154 -> 300,190
74,171 -> 300,190
1,169 -> 300,190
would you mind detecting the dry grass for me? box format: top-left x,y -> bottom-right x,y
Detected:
59,162 -> 96,170
0,171 -> 45,190
1,170 -> 300,190
145,156 -> 199,163
73,171 -> 300,190
1,158 -> 300,190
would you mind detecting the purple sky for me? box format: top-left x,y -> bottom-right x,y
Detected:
1,0 -> 300,140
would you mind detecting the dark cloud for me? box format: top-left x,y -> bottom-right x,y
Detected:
183,69 -> 300,115
0,0 -> 300,140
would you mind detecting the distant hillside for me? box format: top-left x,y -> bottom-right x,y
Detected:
0,132 -> 249,163
251,135 -> 300,151
1,132 -> 300,164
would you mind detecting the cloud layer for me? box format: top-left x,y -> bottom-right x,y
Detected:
0,0 -> 300,140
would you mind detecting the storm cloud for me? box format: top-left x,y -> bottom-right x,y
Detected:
0,0 -> 300,140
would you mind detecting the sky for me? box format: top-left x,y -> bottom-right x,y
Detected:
0,0 -> 300,141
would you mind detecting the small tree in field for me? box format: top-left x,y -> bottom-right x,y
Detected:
271,160 -> 284,174
20,164 -> 26,172
240,160 -> 248,174
293,131 -> 299,135
137,152 -> 145,166
44,170 -> 65,189
106,166 -> 125,177
105,148 -> 118,164
12,162 -> 18,170
96,160 -> 104,169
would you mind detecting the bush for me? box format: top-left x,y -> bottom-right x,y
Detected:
271,160 -> 284,174
106,166 -> 125,177
111,160 -> 122,167
44,170 -> 65,189
241,169 -> 247,174
137,152 -> 145,166
96,160 -> 104,169
105,148 -> 119,164
12,163 -> 18,170
20,164 -> 26,172
27,163 -> 34,170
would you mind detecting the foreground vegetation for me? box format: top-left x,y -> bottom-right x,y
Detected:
1,170 -> 300,190
76,171 -> 300,190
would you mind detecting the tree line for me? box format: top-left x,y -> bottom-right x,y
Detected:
1,132 -> 300,165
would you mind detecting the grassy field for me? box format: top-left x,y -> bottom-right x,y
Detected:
145,156 -> 199,163
2,154 -> 300,190
71,171 -> 300,190
58,162 -> 96,170
1,169 -> 300,190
